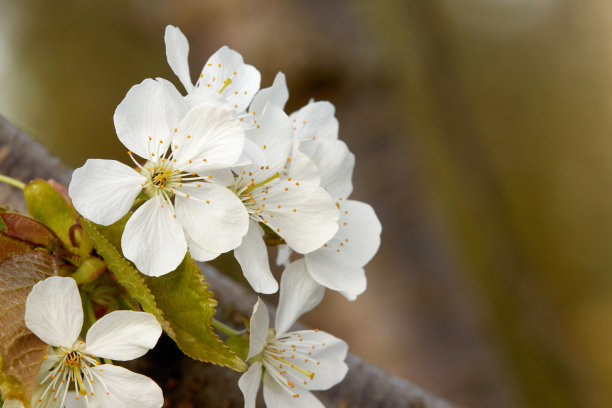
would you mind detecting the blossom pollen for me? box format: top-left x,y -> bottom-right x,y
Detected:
33,347 -> 111,408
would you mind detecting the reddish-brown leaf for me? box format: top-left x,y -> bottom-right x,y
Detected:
0,251 -> 57,404
0,213 -> 58,250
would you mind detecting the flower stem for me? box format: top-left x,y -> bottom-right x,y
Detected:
82,293 -> 97,336
212,318 -> 244,337
0,174 -> 25,190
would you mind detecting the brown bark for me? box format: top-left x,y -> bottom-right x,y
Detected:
0,113 -> 455,407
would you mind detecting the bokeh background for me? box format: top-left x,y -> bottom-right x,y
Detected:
1,0 -> 612,407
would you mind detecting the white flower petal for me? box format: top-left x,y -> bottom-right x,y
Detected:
289,331 -> 348,390
240,137 -> 265,167
156,77 -> 190,125
298,330 -> 349,364
184,86 -> 228,108
247,298 -> 269,359
85,311 -> 161,361
333,200 -> 382,266
307,140 -> 354,201
238,361 -> 263,408
185,231 -> 220,262
25,276 -> 83,348
275,244 -> 292,268
245,104 -> 293,172
175,183 -> 248,254
196,46 -> 261,112
89,364 -> 163,408
262,372 -> 324,408
234,220 -> 278,294
305,249 -> 365,301
114,79 -> 177,159
69,159 -> 146,226
302,200 -> 379,300
249,72 -> 289,113
288,148 -> 321,187
275,259 -> 324,334
164,25 -> 193,93
200,168 -> 235,187
263,182 -> 338,254
64,392 -> 84,408
290,100 -> 338,143
171,104 -> 245,172
121,197 -> 187,277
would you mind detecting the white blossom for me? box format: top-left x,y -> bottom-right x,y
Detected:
69,78 -> 249,276
164,25 -> 265,165
164,25 -> 260,113
238,262 -> 348,407
22,276 -> 163,408
230,103 -> 339,294
253,76 -> 382,300
300,140 -> 381,300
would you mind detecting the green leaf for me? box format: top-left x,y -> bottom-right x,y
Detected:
225,335 -> 250,361
81,218 -> 246,371
144,256 -> 247,371
80,218 -> 172,334
23,180 -> 77,252
0,251 -> 58,406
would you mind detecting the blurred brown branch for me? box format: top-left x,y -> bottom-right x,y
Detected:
0,113 -> 455,407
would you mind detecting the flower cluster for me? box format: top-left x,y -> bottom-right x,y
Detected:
5,277 -> 163,408
10,25 -> 381,408
68,26 -> 381,299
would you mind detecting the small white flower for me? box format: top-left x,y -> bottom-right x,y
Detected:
69,78 -> 249,276
164,25 -> 260,113
300,139 -> 382,300
230,104 -> 339,294
255,77 -> 381,300
23,276 -> 163,408
164,25 -> 266,165
238,262 -> 348,407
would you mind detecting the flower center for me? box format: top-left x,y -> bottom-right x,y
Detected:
233,170 -> 280,217
139,160 -> 179,198
35,345 -> 110,408
260,330 -> 327,399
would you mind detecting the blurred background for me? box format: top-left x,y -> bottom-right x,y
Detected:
1,0 -> 612,406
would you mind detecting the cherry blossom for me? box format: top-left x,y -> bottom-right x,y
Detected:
22,276 -> 163,408
69,78 -> 249,276
238,262 -> 348,407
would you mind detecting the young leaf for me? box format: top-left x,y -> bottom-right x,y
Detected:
0,234 -> 33,263
0,213 -> 59,251
81,218 -> 247,372
144,256 -> 248,372
80,218 -> 173,336
0,251 -> 57,405
23,179 -> 77,251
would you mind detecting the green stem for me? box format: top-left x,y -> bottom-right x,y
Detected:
0,174 -> 25,190
83,294 -> 96,327
212,318 -> 244,337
